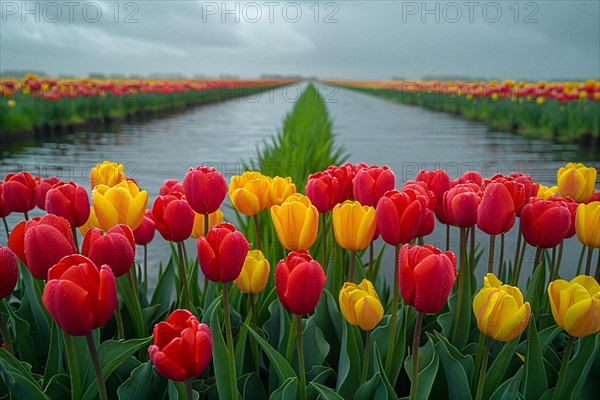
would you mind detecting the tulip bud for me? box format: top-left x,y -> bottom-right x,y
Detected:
228,171 -> 271,216
520,198 -> 571,248
548,275 -> 600,337
152,192 -> 195,242
2,172 -> 36,213
266,176 -> 296,208
159,179 -> 184,196
399,244 -> 456,313
92,180 -> 148,231
133,210 -> 156,246
472,274 -> 530,342
375,189 -> 424,246
182,166 -> 227,215
402,182 -> 436,237
352,165 -> 395,207
537,184 -> 559,199
339,279 -> 383,330
0,182 -> 9,218
82,225 -> 135,277
234,250 -> 270,294
0,246 -> 18,299
443,183 -> 481,228
149,309 -> 212,381
42,254 -> 117,336
271,194 -> 319,251
557,162 -> 597,203
332,200 -> 377,251
305,171 -> 342,214
576,201 -> 600,248
45,181 -> 91,228
477,182 -> 517,235
275,250 -> 325,315
90,160 -> 126,190
34,176 -> 62,210
197,223 -> 250,283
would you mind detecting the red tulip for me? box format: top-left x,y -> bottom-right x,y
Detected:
45,181 -> 90,227
546,196 -> 579,238
326,164 -> 355,201
82,225 -> 135,277
133,209 -> 156,246
585,191 -> 600,204
399,244 -> 456,313
275,250 -> 325,315
520,198 -> 571,248
152,192 -> 195,242
0,182 -> 9,218
507,173 -> 535,215
352,165 -> 395,207
0,246 -> 18,299
375,189 -> 424,246
457,171 -> 483,186
443,183 -> 482,228
477,182 -> 517,235
485,175 -> 526,215
197,223 -> 249,283
34,176 -> 62,210
416,169 -> 450,206
148,309 -> 212,381
159,179 -> 184,196
8,215 -> 77,280
42,254 -> 117,336
402,182 -> 436,237
182,166 -> 227,215
2,172 -> 36,213
305,171 -> 343,213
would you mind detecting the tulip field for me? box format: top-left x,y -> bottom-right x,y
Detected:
332,80 -> 600,144
0,75 -> 296,138
1,84 -> 600,400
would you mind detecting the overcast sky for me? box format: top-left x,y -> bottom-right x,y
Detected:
1,0 -> 599,80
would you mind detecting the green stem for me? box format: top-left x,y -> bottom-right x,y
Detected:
409,312 -> 424,400
71,227 -> 79,253
249,293 -> 260,375
2,217 -> 9,239
177,241 -> 192,311
253,214 -> 262,251
498,233 -> 505,277
514,241 -> 527,285
285,314 -> 296,365
471,333 -> 486,392
385,244 -> 400,375
127,268 -> 145,337
451,228 -> 468,343
361,330 -> 371,385
86,333 -> 107,400
143,244 -> 148,293
487,234 -> 496,274
368,242 -> 374,282
321,213 -> 327,273
555,240 -> 564,280
0,305 -> 14,355
533,246 -> 543,272
185,378 -> 193,400
63,332 -> 81,400
475,337 -> 492,400
114,300 -> 125,340
585,247 -> 594,276
204,213 -> 209,237
296,314 -> 306,400
469,226 -> 475,271
222,283 -> 238,400
23,212 -> 29,221
576,243 -> 586,275
445,224 -> 450,252
513,225 -> 522,278
349,250 -> 356,282
201,278 -> 209,307
549,246 -> 557,282
552,336 -> 575,400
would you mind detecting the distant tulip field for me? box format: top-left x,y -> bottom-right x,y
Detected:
332,79 -> 600,143
1,85 -> 600,400
0,75 -> 296,137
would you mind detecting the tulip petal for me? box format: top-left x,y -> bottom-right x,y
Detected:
563,298 -> 600,337
42,279 -> 94,336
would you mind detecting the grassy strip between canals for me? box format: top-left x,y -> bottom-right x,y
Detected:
0,84 -> 287,139
342,86 -> 600,145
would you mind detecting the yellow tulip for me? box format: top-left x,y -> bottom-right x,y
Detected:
270,194 -> 318,251
472,274 -> 531,342
229,171 -> 270,216
92,180 -> 148,231
548,275 -> 600,337
332,201 -> 377,251
537,184 -> 559,199
576,202 -> 600,248
191,210 -> 224,239
339,279 -> 384,330
267,176 -> 296,208
557,162 -> 597,203
234,250 -> 270,294
90,160 -> 126,190
79,207 -> 100,236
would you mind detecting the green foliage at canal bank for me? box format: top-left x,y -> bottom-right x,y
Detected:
345,86 -> 600,145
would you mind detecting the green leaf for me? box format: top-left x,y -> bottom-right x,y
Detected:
309,381 -> 344,400
269,377 -> 298,400
247,325 -> 297,383
336,322 -> 362,398
483,335 -> 522,399
43,374 -> 70,399
373,345 -> 398,399
41,322 -> 62,389
515,325 -> 560,356
168,379 -> 196,400
563,332 -> 600,399
237,373 -> 267,400
489,366 -> 524,400
521,314 -> 548,399
8,300 -> 41,373
209,302 -> 238,400
370,306 -> 407,386
117,361 -> 162,400
299,315 -> 330,373
405,335 -> 440,400
524,258 -> 546,317
355,372 -> 386,400
446,250 -> 474,350
0,349 -> 48,400
82,336 -> 152,400
433,332 -> 473,400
